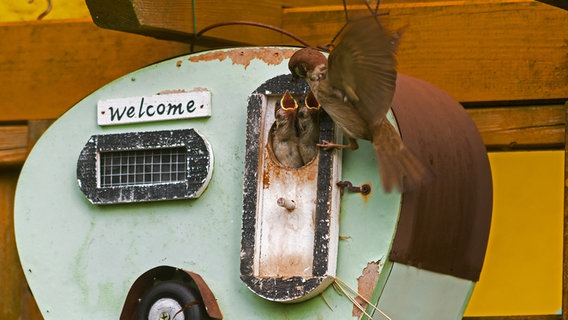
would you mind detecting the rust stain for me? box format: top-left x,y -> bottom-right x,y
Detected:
259,253 -> 312,278
353,261 -> 380,317
262,149 -> 271,189
304,158 -> 318,180
361,181 -> 372,204
188,47 -> 298,69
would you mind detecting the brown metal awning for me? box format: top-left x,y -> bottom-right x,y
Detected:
389,74 -> 493,281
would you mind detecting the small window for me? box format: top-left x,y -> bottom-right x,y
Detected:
98,148 -> 188,187
77,129 -> 213,204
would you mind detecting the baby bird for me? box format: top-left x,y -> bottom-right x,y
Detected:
288,17 -> 430,192
272,90 -> 303,169
296,91 -> 321,165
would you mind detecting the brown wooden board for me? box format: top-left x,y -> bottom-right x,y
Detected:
0,20 -> 189,121
467,105 -> 566,151
0,124 -> 27,168
85,0 -> 283,45
2,1 -> 567,121
0,172 -> 43,319
282,0 -> 568,102
1,104 -> 564,167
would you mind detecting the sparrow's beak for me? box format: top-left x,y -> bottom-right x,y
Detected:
305,91 -> 320,110
280,90 -> 298,112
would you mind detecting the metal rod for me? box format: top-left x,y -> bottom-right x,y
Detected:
277,197 -> 296,211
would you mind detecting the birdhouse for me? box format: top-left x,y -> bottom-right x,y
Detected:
14,46 -> 491,319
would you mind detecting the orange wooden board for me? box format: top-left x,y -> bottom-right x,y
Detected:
0,20 -> 189,121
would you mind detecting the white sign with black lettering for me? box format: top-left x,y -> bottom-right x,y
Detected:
97,90 -> 211,126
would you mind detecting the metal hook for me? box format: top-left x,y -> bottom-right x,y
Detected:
336,180 -> 371,196
27,0 -> 52,20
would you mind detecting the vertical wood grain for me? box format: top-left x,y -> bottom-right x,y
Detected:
0,172 -> 43,319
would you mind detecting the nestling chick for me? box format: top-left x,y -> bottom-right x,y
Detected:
288,17 -> 431,192
272,90 -> 303,169
297,91 -> 321,165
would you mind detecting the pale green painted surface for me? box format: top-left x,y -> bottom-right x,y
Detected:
14,47 -> 471,319
376,263 -> 475,320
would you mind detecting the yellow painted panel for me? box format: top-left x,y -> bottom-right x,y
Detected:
464,151 -> 563,316
0,0 -> 90,22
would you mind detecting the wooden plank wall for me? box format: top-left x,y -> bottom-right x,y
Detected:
0,21 -> 190,121
1,0 -> 567,121
281,0 -> 568,102
0,0 -> 566,319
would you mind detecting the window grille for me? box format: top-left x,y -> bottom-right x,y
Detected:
99,148 -> 187,187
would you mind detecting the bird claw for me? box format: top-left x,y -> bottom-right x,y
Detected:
317,140 -> 350,150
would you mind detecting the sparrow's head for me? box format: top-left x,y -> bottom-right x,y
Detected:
275,90 -> 298,127
288,47 -> 327,81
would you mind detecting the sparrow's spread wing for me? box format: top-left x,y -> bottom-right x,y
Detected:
327,17 -> 400,124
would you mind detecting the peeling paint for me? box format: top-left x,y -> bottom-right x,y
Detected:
189,47 -> 298,69
157,87 -> 210,95
157,89 -> 187,95
353,261 -> 380,317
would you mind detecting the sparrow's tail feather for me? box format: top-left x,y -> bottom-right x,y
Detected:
373,120 -> 433,193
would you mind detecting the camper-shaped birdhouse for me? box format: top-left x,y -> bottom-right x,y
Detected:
14,47 -> 492,320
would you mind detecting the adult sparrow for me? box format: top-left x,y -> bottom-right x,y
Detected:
289,17 -> 430,192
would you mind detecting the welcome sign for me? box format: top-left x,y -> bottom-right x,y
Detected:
97,90 -> 211,126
